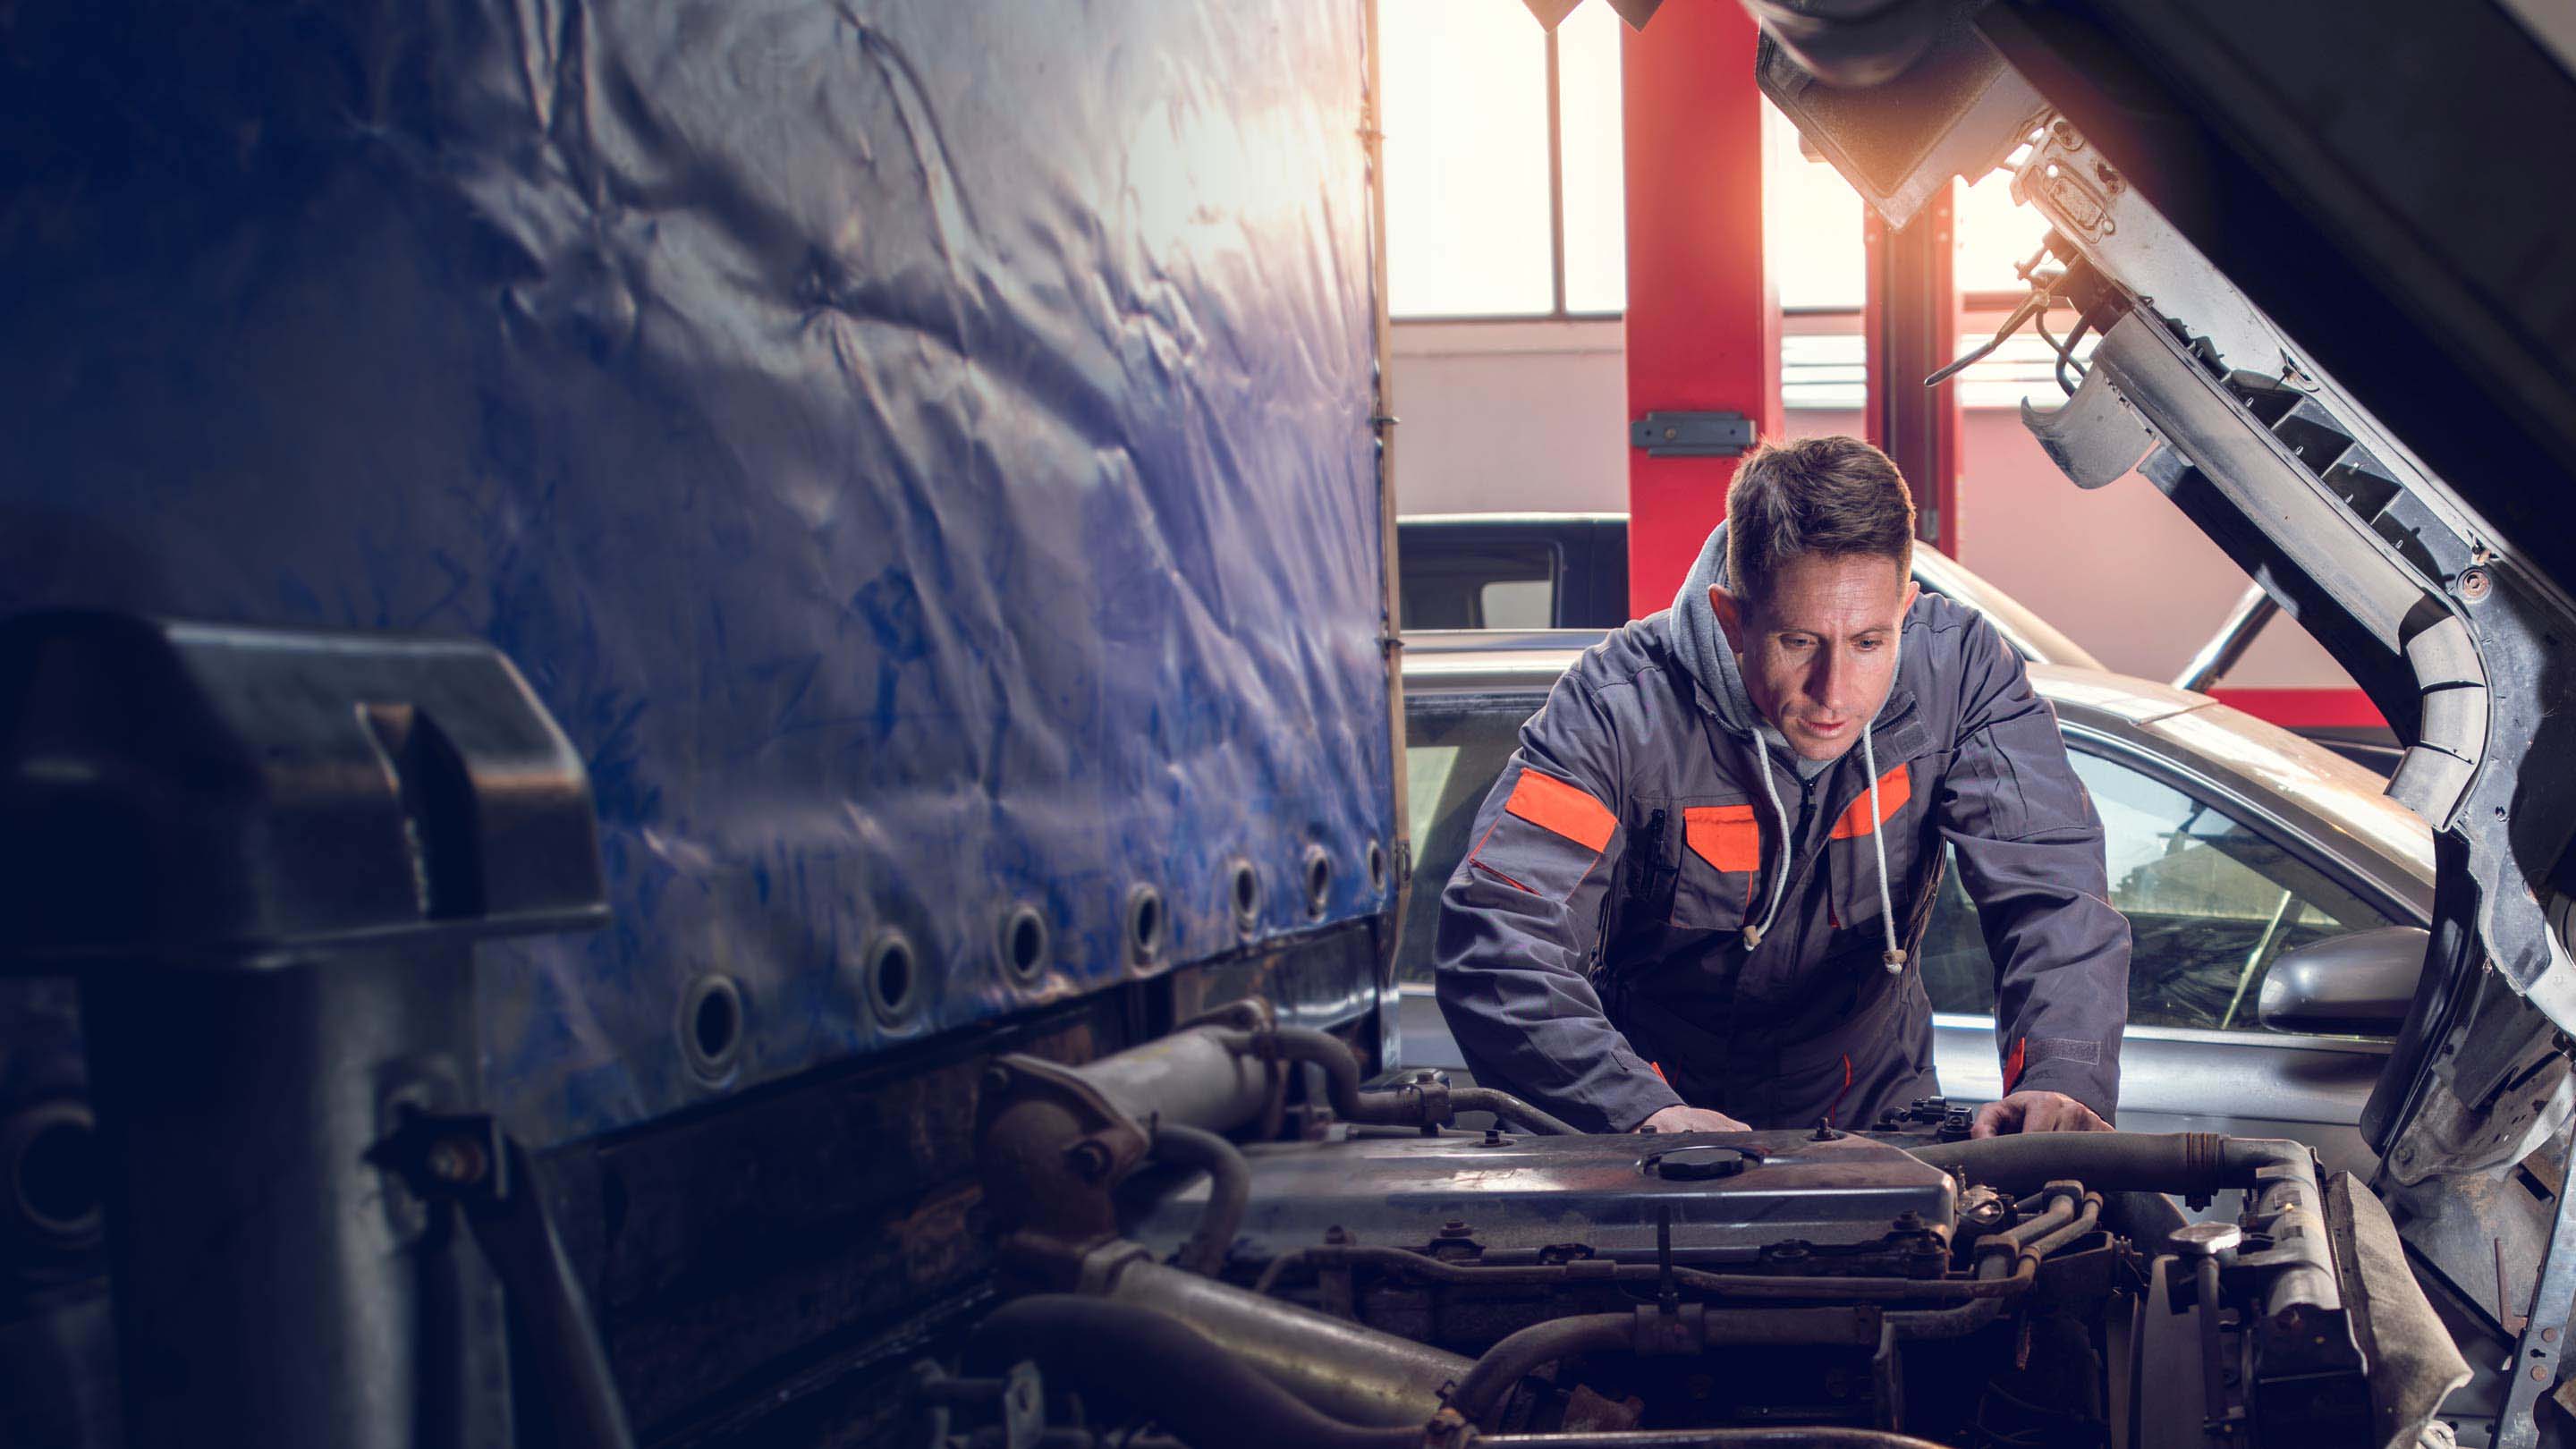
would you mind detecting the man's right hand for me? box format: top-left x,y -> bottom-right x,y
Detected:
1639,1104 -> 1752,1134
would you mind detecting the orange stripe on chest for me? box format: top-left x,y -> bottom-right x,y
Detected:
1829,763 -> 1911,840
1683,803 -> 1762,874
1503,768 -> 1617,853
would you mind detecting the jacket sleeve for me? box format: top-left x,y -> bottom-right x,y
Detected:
1432,674 -> 1682,1133
1933,617 -> 2131,1121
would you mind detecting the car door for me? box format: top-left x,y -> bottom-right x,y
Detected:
1920,741 -> 2403,1179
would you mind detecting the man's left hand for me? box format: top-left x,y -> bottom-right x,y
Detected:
1970,1090 -> 2110,1138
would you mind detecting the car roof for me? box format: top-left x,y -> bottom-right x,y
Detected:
1401,634 -> 2434,911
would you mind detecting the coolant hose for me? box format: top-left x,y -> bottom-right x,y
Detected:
1146,1123 -> 1249,1275
966,1297 -> 1421,1449
1907,1131 -> 2306,1195
1448,1314 -> 1635,1428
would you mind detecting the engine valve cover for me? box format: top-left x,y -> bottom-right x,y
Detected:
1130,1130 -> 1958,1263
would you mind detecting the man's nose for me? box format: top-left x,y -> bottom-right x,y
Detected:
1814,646 -> 1860,712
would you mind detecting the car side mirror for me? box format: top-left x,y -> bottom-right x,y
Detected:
2256,926 -> 2429,1036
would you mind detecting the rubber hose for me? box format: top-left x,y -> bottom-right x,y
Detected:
1147,1123 -> 1250,1275
965,1297 -> 1422,1449
2099,1190 -> 2190,1250
1449,1313 -> 1635,1428
1908,1131 -> 2232,1194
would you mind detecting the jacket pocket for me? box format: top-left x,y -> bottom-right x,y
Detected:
1826,760 -> 1927,938
1674,801 -> 1760,932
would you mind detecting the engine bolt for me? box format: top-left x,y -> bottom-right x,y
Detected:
1064,1140 -> 1113,1181
2461,568 -> 2492,602
1439,1220 -> 1472,1240
1324,1224 -> 1351,1245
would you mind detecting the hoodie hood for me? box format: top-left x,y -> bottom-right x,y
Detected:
1671,521 -> 1764,741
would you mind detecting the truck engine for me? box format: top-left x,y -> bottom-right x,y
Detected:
916,1004 -> 2462,1448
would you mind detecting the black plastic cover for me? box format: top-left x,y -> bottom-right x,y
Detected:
0,613 -> 606,962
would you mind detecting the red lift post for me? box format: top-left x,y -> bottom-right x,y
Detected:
1621,0 -> 1780,619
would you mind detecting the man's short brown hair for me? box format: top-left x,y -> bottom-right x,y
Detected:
1724,436 -> 1917,614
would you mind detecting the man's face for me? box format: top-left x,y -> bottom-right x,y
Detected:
1711,552 -> 1918,761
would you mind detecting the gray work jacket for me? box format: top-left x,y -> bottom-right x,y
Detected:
1431,596 -> 2131,1133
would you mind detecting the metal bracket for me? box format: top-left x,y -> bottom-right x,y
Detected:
2498,1123 -> 2576,1448
1630,411 -> 1754,458
373,1110 -> 638,1449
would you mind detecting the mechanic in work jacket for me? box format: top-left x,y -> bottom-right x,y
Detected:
1434,436 -> 2131,1138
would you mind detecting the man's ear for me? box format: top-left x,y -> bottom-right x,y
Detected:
1707,583 -> 1748,654
1898,579 -> 1920,618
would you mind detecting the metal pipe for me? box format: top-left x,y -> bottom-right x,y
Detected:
964,1296 -> 1422,1449
1078,1021 -> 1279,1133
1101,1258 -> 1470,1429
1147,1123 -> 1250,1275
1450,1087 -> 1580,1137
2173,581 -> 2280,693
1886,1253 -> 2021,1342
1211,1025 -> 1576,1135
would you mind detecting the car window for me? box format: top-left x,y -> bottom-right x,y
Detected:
1397,696 -> 1540,983
1399,543 -> 1558,629
1919,749 -> 2401,1035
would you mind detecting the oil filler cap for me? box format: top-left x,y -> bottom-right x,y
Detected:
1654,1146 -> 1749,1181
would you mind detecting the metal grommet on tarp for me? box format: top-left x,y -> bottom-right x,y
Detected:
1126,885 -> 1165,966
996,903 -> 1050,986
1224,860 -> 1261,939
681,973 -> 748,1084
863,933 -> 919,1030
1301,845 -> 1334,919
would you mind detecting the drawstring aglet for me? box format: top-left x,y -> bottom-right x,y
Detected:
1882,948 -> 1907,974
1742,926 -> 1763,950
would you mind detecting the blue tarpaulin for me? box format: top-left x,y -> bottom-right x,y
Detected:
0,0 -> 1393,1144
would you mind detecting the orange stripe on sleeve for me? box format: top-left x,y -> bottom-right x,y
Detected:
1502,769 -> 1618,853
1830,763 -> 1911,840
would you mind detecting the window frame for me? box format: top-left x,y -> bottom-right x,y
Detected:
1385,18 -> 1621,325
1928,722 -> 2422,1044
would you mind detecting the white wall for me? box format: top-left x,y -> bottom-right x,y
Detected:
1388,322 -> 2353,691
1389,321 -> 1628,514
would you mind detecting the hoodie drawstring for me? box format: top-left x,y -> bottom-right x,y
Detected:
1862,724 -> 1907,975
1741,743 -> 1796,950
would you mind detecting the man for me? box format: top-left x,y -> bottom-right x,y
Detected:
1434,436 -> 2128,1139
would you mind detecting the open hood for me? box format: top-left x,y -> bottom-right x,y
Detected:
1747,0 -> 2576,1195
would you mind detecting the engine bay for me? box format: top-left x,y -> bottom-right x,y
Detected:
912,1004 -> 2464,1448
